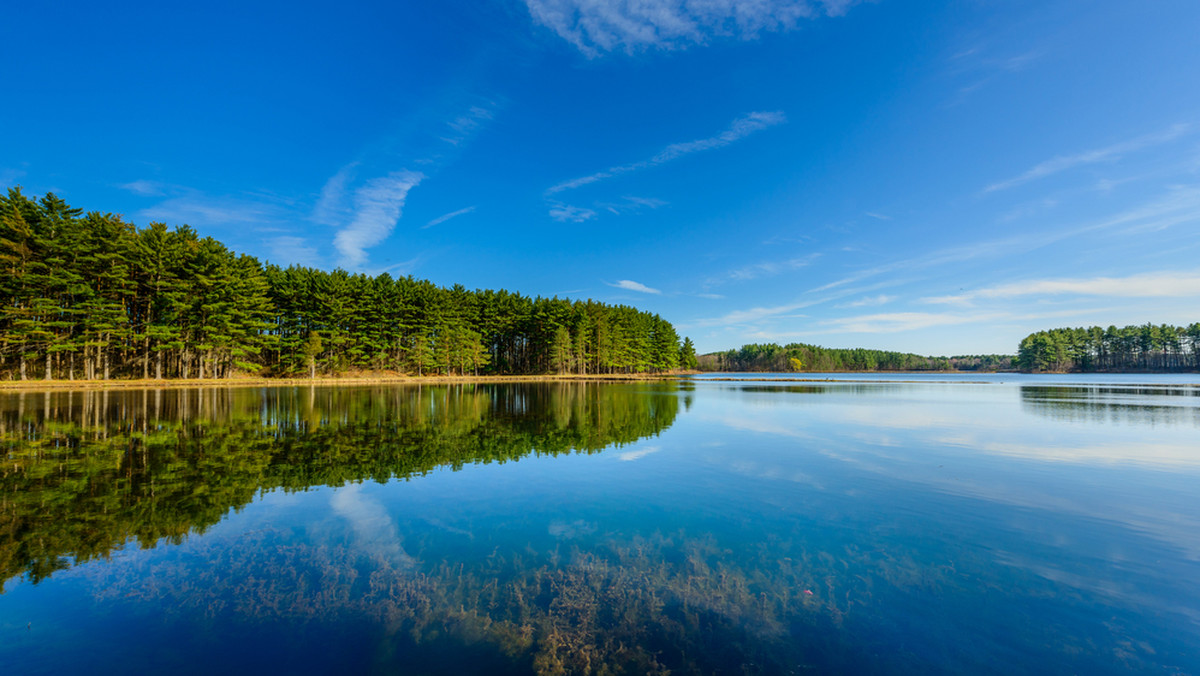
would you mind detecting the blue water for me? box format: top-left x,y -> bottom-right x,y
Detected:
2,380 -> 1198,674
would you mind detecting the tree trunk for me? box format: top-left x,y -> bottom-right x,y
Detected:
19,354 -> 27,380
143,337 -> 150,380
45,350 -> 52,380
156,350 -> 163,380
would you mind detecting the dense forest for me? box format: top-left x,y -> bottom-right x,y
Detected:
698,342 -> 1013,373
1016,323 -> 1200,372
0,188 -> 698,381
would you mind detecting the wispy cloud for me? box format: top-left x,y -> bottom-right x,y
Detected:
330,484 -> 416,567
267,235 -> 323,268
820,308 -> 1100,335
617,446 -> 660,461
523,0 -> 860,57
600,195 -> 668,215
945,46 -> 1045,104
715,253 -> 819,284
140,194 -> 279,227
424,205 -> 476,229
441,105 -> 494,146
985,123 -> 1192,192
608,279 -> 661,294
823,311 -> 1005,333
119,180 -> 167,197
548,203 -> 597,222
838,294 -> 896,308
864,211 -> 891,221
312,162 -> 359,226
923,270 -> 1200,306
546,111 -> 786,195
689,300 -> 816,328
333,171 -> 424,269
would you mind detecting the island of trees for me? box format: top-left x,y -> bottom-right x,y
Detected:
0,188 -> 699,381
699,342 -> 1013,372
1016,323 -> 1200,372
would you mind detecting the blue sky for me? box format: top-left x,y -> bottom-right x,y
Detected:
4,0 -> 1199,355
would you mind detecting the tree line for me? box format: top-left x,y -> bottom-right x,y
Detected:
1016,323 -> 1200,372
0,188 -> 696,380
698,342 -> 1013,372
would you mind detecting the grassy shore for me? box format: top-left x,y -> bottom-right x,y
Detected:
0,371 -> 699,393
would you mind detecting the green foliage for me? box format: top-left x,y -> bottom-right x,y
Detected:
698,342 -> 972,372
0,188 -> 694,379
1016,323 -> 1200,372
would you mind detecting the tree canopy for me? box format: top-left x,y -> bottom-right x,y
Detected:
1016,323 -> 1200,372
698,342 -> 1012,372
0,188 -> 689,380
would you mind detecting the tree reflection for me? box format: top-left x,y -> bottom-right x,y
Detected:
0,383 -> 681,591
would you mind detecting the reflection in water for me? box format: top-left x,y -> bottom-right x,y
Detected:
0,383 -> 680,591
4,381 -> 1200,674
1021,385 -> 1200,426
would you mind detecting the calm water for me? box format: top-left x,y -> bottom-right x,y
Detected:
2,378 -> 1198,674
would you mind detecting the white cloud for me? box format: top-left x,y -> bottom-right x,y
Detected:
691,300 -> 815,327
599,195 -> 668,215
333,170 -> 424,269
822,311 -> 1005,333
984,123 -> 1192,193
330,484 -> 416,568
617,446 -> 660,461
819,307 -> 1108,335
312,162 -> 359,226
442,105 -> 495,146
864,211 -> 891,221
546,111 -> 786,194
923,270 -> 1200,306
608,279 -> 661,294
548,203 -> 597,222
139,195 -> 277,227
119,180 -> 166,197
523,0 -> 860,57
838,294 -> 895,308
718,253 -> 818,283
424,205 -> 476,229
267,235 -> 323,268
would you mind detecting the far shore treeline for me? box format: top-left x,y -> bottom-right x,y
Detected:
0,188 -> 699,381
1016,323 -> 1200,372
698,342 -> 1013,373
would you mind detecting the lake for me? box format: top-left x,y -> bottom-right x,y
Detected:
2,376 -> 1198,674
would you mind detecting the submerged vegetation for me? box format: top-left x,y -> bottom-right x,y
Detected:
699,342 -> 1013,372
0,188 -> 694,382
1017,323 -> 1200,372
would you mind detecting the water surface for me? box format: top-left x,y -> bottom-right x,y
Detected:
2,378 -> 1198,674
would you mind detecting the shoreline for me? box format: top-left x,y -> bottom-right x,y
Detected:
0,371 -> 699,393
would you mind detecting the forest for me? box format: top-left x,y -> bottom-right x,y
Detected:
0,188 -> 698,380
698,342 -> 1013,372
1016,323 -> 1200,372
